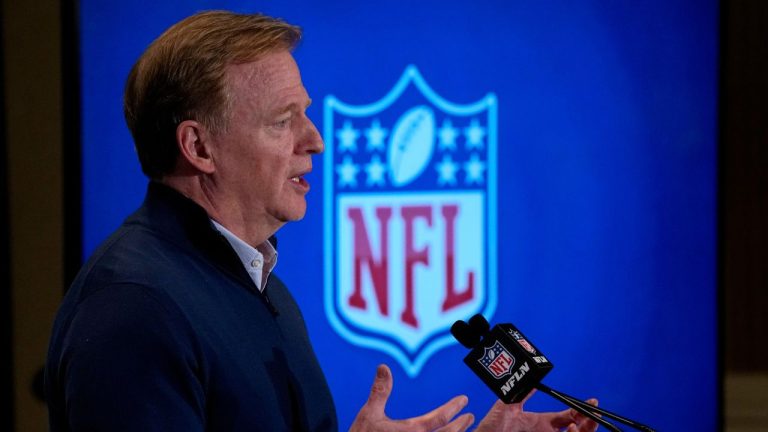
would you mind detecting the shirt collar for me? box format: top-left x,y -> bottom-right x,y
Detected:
210,219 -> 278,291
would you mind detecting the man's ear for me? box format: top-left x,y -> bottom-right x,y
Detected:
176,120 -> 216,174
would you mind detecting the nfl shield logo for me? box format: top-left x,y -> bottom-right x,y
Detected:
510,330 -> 537,355
323,65 -> 498,377
479,341 -> 515,379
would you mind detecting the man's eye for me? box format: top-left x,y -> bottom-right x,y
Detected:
274,118 -> 291,129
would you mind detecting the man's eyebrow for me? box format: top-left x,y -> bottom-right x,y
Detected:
274,99 -> 312,115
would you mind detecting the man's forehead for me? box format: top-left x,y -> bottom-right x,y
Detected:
227,51 -> 301,88
224,51 -> 310,114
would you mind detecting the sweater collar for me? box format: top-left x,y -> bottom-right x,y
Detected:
126,181 -> 278,292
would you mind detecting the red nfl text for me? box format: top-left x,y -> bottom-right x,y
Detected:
346,203 -> 476,329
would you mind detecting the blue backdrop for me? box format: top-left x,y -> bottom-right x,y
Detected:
80,1 -> 719,430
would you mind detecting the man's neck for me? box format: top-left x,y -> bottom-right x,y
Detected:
160,175 -> 282,247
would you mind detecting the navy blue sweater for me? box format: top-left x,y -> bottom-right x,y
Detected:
45,183 -> 337,431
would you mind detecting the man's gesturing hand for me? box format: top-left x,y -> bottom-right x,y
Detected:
349,365 -> 475,432
475,390 -> 599,432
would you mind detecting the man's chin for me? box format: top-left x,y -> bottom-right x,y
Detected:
276,205 -> 307,223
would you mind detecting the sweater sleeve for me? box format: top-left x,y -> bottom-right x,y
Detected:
51,283 -> 206,432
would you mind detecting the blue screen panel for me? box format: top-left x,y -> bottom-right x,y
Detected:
81,1 -> 719,430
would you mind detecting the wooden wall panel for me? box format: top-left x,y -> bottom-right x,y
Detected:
722,0 -> 768,372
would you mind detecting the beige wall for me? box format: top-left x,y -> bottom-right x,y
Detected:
3,0 -> 64,430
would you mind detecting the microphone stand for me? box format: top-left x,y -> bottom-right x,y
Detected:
535,383 -> 656,432
535,384 -> 621,432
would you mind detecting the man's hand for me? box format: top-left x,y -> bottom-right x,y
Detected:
349,364 -> 475,432
475,390 -> 600,432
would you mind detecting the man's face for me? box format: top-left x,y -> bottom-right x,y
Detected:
209,50 -> 323,233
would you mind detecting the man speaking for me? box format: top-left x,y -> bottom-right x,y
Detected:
45,10 -> 598,431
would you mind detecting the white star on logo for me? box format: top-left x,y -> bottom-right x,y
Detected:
435,154 -> 458,186
438,118 -> 458,151
336,156 -> 359,187
365,119 -> 388,152
365,154 -> 387,187
464,118 -> 486,149
336,120 -> 360,152
463,153 -> 486,184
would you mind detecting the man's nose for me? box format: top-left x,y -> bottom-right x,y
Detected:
299,117 -> 324,154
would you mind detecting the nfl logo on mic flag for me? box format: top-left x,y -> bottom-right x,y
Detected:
479,341 -> 515,379
323,65 -> 498,376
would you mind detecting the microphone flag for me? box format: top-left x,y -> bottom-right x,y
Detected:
462,323 -> 553,403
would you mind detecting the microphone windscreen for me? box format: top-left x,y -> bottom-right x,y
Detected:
450,320 -> 481,348
468,314 -> 490,335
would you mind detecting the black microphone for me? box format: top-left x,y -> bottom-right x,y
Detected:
451,314 -> 656,432
451,315 -> 554,404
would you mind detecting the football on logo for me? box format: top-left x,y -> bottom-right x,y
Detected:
324,65 -> 498,377
388,106 -> 436,186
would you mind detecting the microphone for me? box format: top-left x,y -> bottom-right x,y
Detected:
451,314 -> 656,432
451,316 -> 553,403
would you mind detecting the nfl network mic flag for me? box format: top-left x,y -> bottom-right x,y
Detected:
323,65 -> 498,376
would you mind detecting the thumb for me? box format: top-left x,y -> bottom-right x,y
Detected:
364,364 -> 394,415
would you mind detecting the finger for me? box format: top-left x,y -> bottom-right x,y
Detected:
581,418 -> 599,432
571,399 -> 598,423
518,388 -> 537,407
435,412 -> 475,432
576,399 -> 600,432
488,389 -> 535,419
549,398 -> 599,429
364,364 -> 394,415
407,394 -> 469,430
491,398 -> 523,417
549,406 -> 581,429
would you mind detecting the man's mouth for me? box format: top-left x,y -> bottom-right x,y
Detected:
289,173 -> 310,190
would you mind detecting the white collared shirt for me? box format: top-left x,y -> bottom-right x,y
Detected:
210,220 -> 278,292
